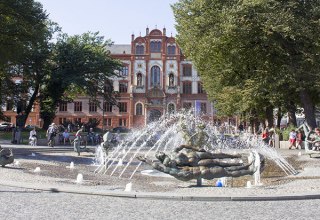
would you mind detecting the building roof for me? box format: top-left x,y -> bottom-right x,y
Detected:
106,44 -> 131,55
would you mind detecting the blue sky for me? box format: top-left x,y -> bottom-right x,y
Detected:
37,0 -> 178,44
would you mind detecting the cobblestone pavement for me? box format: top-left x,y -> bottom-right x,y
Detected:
1,144 -> 320,219
1,185 -> 320,220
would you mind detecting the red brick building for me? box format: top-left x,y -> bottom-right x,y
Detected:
2,28 -> 215,129
54,28 -> 215,129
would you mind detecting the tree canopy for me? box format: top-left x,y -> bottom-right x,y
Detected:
0,0 -> 49,120
173,0 -> 320,128
0,0 -> 122,128
40,32 -> 121,128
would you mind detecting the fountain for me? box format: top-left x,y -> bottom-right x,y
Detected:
67,161 -> 75,169
0,145 -> 14,167
124,182 -> 132,192
76,173 -> 83,184
94,111 -> 297,186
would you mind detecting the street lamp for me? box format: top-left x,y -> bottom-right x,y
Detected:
102,101 -> 105,132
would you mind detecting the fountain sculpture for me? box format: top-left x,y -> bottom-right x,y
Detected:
94,111 -> 297,183
0,145 -> 14,167
137,122 -> 265,181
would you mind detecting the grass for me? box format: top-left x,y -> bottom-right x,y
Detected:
0,130 -> 47,142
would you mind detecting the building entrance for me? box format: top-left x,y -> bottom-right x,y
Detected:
148,109 -> 162,123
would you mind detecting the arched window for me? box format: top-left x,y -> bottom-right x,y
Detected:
137,73 -> 142,87
167,45 -> 176,55
150,41 -> 161,52
168,103 -> 175,114
151,66 -> 160,87
136,103 -> 143,115
169,73 -> 174,87
136,45 -> 144,54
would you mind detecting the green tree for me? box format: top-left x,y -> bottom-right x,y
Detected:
40,32 -> 121,129
173,0 -> 320,129
0,0 -> 48,120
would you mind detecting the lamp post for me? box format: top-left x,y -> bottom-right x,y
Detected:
102,101 -> 105,132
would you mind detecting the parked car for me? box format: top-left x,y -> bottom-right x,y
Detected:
0,122 -> 14,131
112,127 -> 131,133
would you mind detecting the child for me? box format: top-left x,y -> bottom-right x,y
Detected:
288,129 -> 296,149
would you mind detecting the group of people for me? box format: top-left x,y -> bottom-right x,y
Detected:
288,129 -> 304,150
261,127 -> 276,147
44,123 -> 103,147
306,128 -> 320,151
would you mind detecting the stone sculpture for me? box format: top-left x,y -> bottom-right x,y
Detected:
137,122 -> 265,181
0,145 -> 14,167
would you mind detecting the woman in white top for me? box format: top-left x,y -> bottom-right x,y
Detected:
288,129 -> 297,149
29,127 -> 37,146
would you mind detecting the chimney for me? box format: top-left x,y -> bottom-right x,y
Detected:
146,27 -> 149,35
163,27 -> 166,36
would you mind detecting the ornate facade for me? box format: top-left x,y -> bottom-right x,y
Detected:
54,28 -> 214,129
1,28 -> 215,129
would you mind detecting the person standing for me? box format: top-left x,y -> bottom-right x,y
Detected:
288,129 -> 297,149
74,126 -> 85,155
29,127 -> 37,146
87,128 -> 95,146
62,129 -> 70,145
261,128 -> 269,144
46,123 -> 57,147
268,128 -> 275,147
296,130 -> 303,149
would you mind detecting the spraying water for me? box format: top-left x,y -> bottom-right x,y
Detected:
94,110 -> 297,180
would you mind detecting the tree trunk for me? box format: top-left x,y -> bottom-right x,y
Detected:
23,84 -> 40,126
42,113 -> 55,130
276,107 -> 282,129
287,101 -> 297,126
265,105 -> 274,128
300,89 -> 317,129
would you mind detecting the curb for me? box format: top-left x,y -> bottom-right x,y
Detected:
1,181 -> 320,202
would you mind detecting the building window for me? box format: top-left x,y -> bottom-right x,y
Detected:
200,103 -> 207,114
169,73 -> 174,87
119,82 -> 128,93
136,45 -> 144,54
183,82 -> 192,94
59,102 -> 67,112
103,118 -> 112,126
119,102 -> 127,112
182,65 -> 192,76
151,66 -> 161,87
167,45 -> 176,55
89,102 -> 97,112
59,118 -> 67,125
119,66 -> 128,76
74,102 -> 82,112
104,82 -> 113,93
150,41 -> 161,52
183,102 -> 192,111
119,118 -> 127,126
6,100 -> 13,111
168,103 -> 175,114
103,102 -> 113,112
137,73 -> 143,87
198,82 -> 205,94
136,103 -> 143,115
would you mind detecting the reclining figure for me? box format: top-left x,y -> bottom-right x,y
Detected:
137,145 -> 264,181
